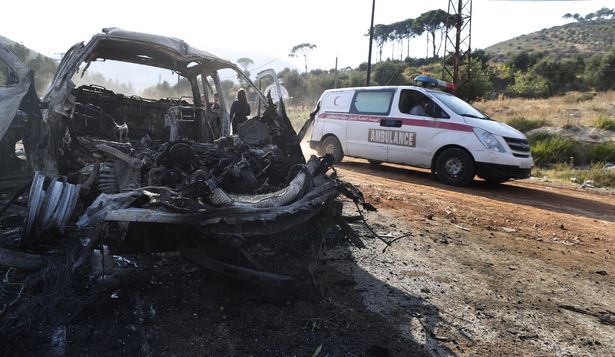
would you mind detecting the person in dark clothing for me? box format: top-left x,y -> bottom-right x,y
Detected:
230,88 -> 250,133
211,93 -> 220,110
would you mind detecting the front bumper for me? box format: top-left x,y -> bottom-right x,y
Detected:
475,162 -> 532,180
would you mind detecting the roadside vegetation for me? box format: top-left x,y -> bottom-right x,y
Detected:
594,114 -> 615,131
505,117 -> 550,133
285,106 -> 312,131
473,89 -> 615,187
530,135 -> 577,166
527,133 -> 615,187
533,163 -> 615,188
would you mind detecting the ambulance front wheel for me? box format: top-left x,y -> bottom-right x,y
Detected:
320,136 -> 344,163
435,148 -> 475,186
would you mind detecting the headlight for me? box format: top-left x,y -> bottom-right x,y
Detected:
473,127 -> 506,153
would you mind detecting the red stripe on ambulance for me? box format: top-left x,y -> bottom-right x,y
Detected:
318,113 -> 474,132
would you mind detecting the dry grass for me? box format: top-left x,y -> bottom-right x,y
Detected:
474,91 -> 615,128
285,106 -> 312,132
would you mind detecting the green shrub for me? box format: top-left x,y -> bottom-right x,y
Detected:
452,61 -> 493,101
574,92 -> 595,103
508,72 -> 551,98
527,131 -> 555,144
506,116 -> 549,133
587,142 -> 615,163
585,49 -> 615,91
372,61 -> 406,86
594,114 -> 615,131
531,136 -> 577,166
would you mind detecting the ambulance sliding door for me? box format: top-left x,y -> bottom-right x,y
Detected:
345,88 -> 395,161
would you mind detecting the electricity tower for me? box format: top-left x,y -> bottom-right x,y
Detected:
442,0 -> 473,92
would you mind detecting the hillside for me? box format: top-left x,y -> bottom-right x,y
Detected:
0,36 -> 59,94
485,18 -> 615,62
0,35 -> 49,62
0,34 -> 18,48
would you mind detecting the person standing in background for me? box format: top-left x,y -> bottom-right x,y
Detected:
211,93 -> 221,110
230,88 -> 250,133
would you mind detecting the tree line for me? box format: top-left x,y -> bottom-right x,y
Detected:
3,42 -> 58,94
563,7 -> 614,22
370,9 -> 456,61
273,44 -> 615,107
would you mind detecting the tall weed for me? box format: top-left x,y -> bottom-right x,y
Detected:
506,116 -> 549,133
587,142 -> 615,163
527,131 -> 555,143
285,106 -> 312,131
594,114 -> 615,131
531,135 -> 577,166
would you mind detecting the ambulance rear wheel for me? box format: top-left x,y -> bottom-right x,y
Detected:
435,148 -> 475,186
321,136 -> 343,163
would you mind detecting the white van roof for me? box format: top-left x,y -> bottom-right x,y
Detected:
319,85 -> 451,98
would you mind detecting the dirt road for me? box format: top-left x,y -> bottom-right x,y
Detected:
59,158 -> 614,356
331,158 -> 615,356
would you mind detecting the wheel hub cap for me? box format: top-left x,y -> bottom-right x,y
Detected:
445,158 -> 463,177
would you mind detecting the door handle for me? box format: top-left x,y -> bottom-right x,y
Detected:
380,119 -> 402,128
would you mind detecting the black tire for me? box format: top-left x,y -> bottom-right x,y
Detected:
320,136 -> 343,163
435,148 -> 475,186
367,159 -> 382,166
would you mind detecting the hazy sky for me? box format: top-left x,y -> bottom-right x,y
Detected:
1,0 -> 612,71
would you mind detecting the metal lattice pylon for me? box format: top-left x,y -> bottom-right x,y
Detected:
442,0 -> 473,91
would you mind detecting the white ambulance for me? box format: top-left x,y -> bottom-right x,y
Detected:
309,76 -> 533,186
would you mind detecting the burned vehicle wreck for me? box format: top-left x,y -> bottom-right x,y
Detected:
0,28 -> 372,294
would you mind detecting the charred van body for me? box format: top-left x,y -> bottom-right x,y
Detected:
0,29 -> 370,289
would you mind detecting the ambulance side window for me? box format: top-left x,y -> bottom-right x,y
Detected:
399,89 -> 449,119
350,89 -> 395,115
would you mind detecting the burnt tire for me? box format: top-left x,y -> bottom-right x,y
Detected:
435,148 -> 475,186
320,136 -> 343,163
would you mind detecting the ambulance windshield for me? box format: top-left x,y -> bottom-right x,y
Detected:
430,91 -> 490,120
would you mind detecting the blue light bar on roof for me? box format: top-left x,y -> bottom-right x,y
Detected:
414,75 -> 457,93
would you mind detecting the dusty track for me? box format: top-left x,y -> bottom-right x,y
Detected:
331,158 -> 615,356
